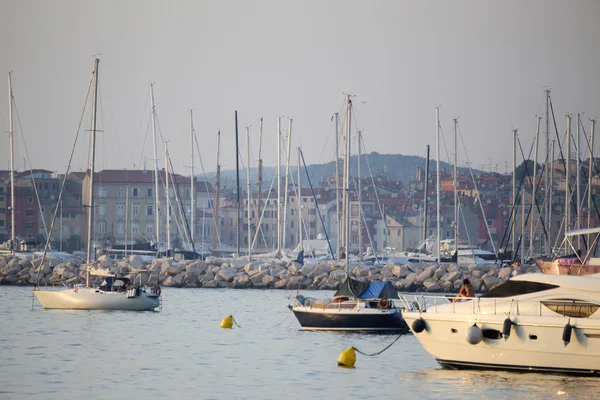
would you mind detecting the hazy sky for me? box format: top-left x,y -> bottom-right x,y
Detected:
1,0 -> 599,178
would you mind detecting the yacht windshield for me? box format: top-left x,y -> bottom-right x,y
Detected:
480,280 -> 558,298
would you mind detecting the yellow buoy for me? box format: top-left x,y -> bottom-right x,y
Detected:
337,347 -> 356,368
220,315 -> 233,329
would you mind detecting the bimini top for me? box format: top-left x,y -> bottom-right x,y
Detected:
334,278 -> 398,299
565,227 -> 600,237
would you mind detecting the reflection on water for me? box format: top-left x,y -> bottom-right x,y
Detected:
0,287 -> 599,400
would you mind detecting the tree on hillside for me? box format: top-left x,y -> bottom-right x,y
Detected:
514,160 -> 542,181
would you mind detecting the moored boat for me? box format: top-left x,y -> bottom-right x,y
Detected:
401,273 -> 600,375
289,278 -> 408,332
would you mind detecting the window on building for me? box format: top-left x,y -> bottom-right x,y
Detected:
251,210 -> 255,218
147,188 -> 153,197
132,188 -> 139,197
117,204 -> 125,216
132,222 -> 139,234
185,188 -> 190,199
487,219 -> 493,227
26,209 -> 34,217
43,182 -> 48,190
303,198 -> 307,203
146,205 -> 153,216
132,205 -> 139,216
97,221 -> 106,234
146,223 -> 153,234
97,187 -> 107,197
62,225 -> 69,235
117,222 -> 124,234
0,208 -> 5,214
169,188 -> 174,198
117,188 -> 125,198
98,204 -> 106,216
265,224 -> 269,232
0,195 -> 4,202
0,187 -> 3,193
0,220 -> 4,227
27,196 -> 33,203
27,222 -> 34,230
291,209 -> 294,216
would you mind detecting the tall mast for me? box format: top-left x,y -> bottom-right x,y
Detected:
190,109 -> 195,245
453,118 -> 458,252
164,142 -> 171,255
549,139 -> 555,252
282,119 -> 292,248
235,111 -> 240,257
512,129 -> 517,259
589,120 -> 596,233
211,131 -> 221,252
246,126 -> 252,260
565,114 -> 571,253
334,113 -> 340,260
545,89 -> 551,254
257,117 -> 263,249
150,83 -> 161,255
86,58 -> 100,285
125,186 -> 129,259
576,113 -> 582,251
297,147 -> 302,254
521,154 -> 525,266
7,72 -> 15,252
423,145 -> 430,242
276,117 -> 281,255
344,95 -> 352,269
358,130 -> 363,261
530,117 -> 541,257
435,106 -> 441,264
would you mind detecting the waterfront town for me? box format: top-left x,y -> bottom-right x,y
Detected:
1,157 -> 596,258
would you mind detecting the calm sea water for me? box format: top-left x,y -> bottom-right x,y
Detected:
1,286 -> 599,400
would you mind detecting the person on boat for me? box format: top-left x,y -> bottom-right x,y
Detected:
453,278 -> 475,303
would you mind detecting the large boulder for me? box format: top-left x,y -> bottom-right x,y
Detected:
351,265 -> 370,278
298,264 -> 316,277
232,274 -> 251,288
167,264 -> 185,276
392,265 -> 411,279
250,270 -> 269,285
482,276 -> 501,290
218,267 -> 237,282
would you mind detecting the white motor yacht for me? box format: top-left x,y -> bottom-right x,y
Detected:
401,273 -> 600,375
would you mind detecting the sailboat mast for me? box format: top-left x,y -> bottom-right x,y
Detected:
453,118 -> 458,252
190,109 -> 195,245
334,113 -> 340,260
276,117 -> 281,255
424,145 -> 430,242
7,72 -> 15,252
566,114 -> 571,253
235,111 -> 240,257
531,117 -> 541,257
246,126 -> 252,260
345,95 -> 352,267
589,120 -> 596,233
435,106 -> 441,264
164,142 -> 171,254
545,89 -> 550,254
576,113 -> 582,251
125,186 -> 129,258
358,131 -> 363,261
150,83 -> 161,255
211,131 -> 221,252
257,117 -> 263,249
512,129 -> 517,259
298,147 -> 302,253
282,119 -> 292,248
86,58 -> 100,283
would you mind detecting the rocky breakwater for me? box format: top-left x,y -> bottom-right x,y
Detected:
0,253 -> 541,293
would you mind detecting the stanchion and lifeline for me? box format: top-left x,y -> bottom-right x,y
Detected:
337,334 -> 405,368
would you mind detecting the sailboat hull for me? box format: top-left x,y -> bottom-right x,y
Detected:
290,306 -> 408,331
34,288 -> 160,311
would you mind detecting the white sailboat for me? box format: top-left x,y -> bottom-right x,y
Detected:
33,58 -> 161,311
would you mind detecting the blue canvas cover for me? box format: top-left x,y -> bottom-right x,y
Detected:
358,281 -> 398,299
